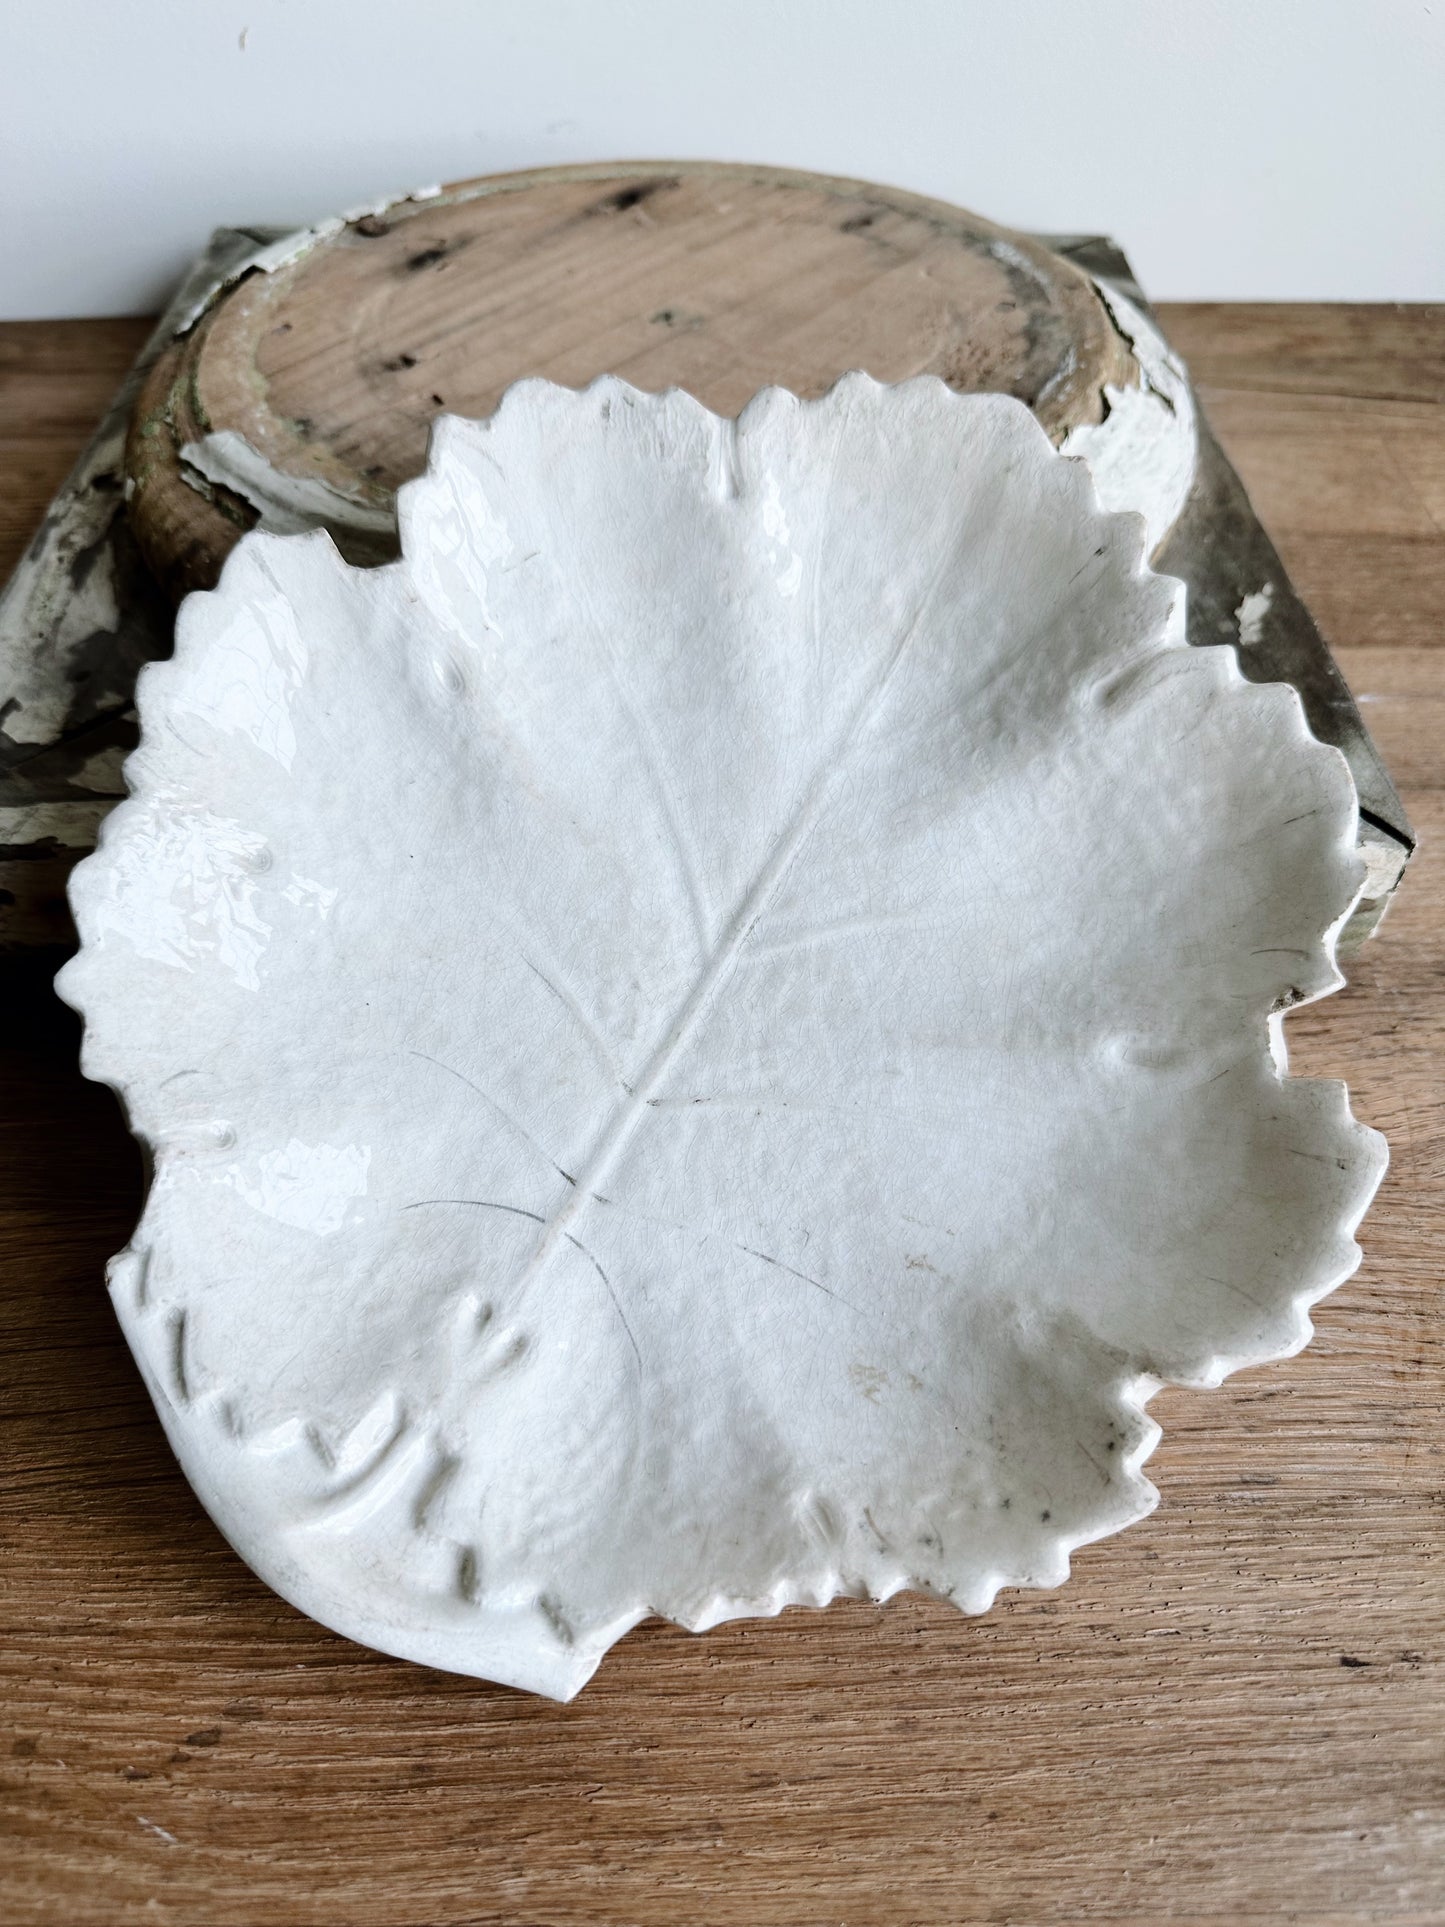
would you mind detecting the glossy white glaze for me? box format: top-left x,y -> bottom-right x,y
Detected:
59,377 -> 1385,1698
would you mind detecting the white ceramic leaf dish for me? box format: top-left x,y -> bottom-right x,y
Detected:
59,375 -> 1385,1699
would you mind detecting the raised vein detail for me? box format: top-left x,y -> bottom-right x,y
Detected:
507,531 -> 961,1305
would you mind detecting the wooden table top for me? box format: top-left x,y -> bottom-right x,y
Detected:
1,304 -> 1442,1927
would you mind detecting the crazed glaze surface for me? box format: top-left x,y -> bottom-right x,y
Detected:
59,378 -> 1385,1699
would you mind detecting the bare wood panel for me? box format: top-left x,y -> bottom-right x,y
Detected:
1158,303 -> 1445,656
1159,302 -> 1445,405
1,306 -> 1443,1925
1333,646 -> 1445,793
0,319 -> 150,582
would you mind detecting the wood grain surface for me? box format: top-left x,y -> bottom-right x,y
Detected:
1,304 -> 1442,1926
123,163 -> 1137,602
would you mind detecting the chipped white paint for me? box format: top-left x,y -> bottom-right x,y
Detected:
1237,581 -> 1275,647
180,432 -> 396,548
0,432 -> 125,746
1061,283 -> 1198,556
168,185 -> 444,334
1358,820 -> 1411,906
59,378 -> 1384,1699
0,225 -> 276,752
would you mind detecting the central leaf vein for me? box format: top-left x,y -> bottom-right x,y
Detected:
505,524 -> 964,1309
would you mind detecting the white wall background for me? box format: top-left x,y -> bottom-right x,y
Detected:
3,0 -> 1443,319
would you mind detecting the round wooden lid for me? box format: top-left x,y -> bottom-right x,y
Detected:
127,162 -> 1139,600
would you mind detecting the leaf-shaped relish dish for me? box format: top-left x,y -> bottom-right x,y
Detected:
59,376 -> 1385,1699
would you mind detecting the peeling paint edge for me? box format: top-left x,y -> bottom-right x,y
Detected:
179,431 -> 397,544
167,185 -> 443,336
0,226 -> 283,751
1060,280 -> 1199,557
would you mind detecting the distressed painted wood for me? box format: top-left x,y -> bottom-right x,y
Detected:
1,304 -> 1443,1925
